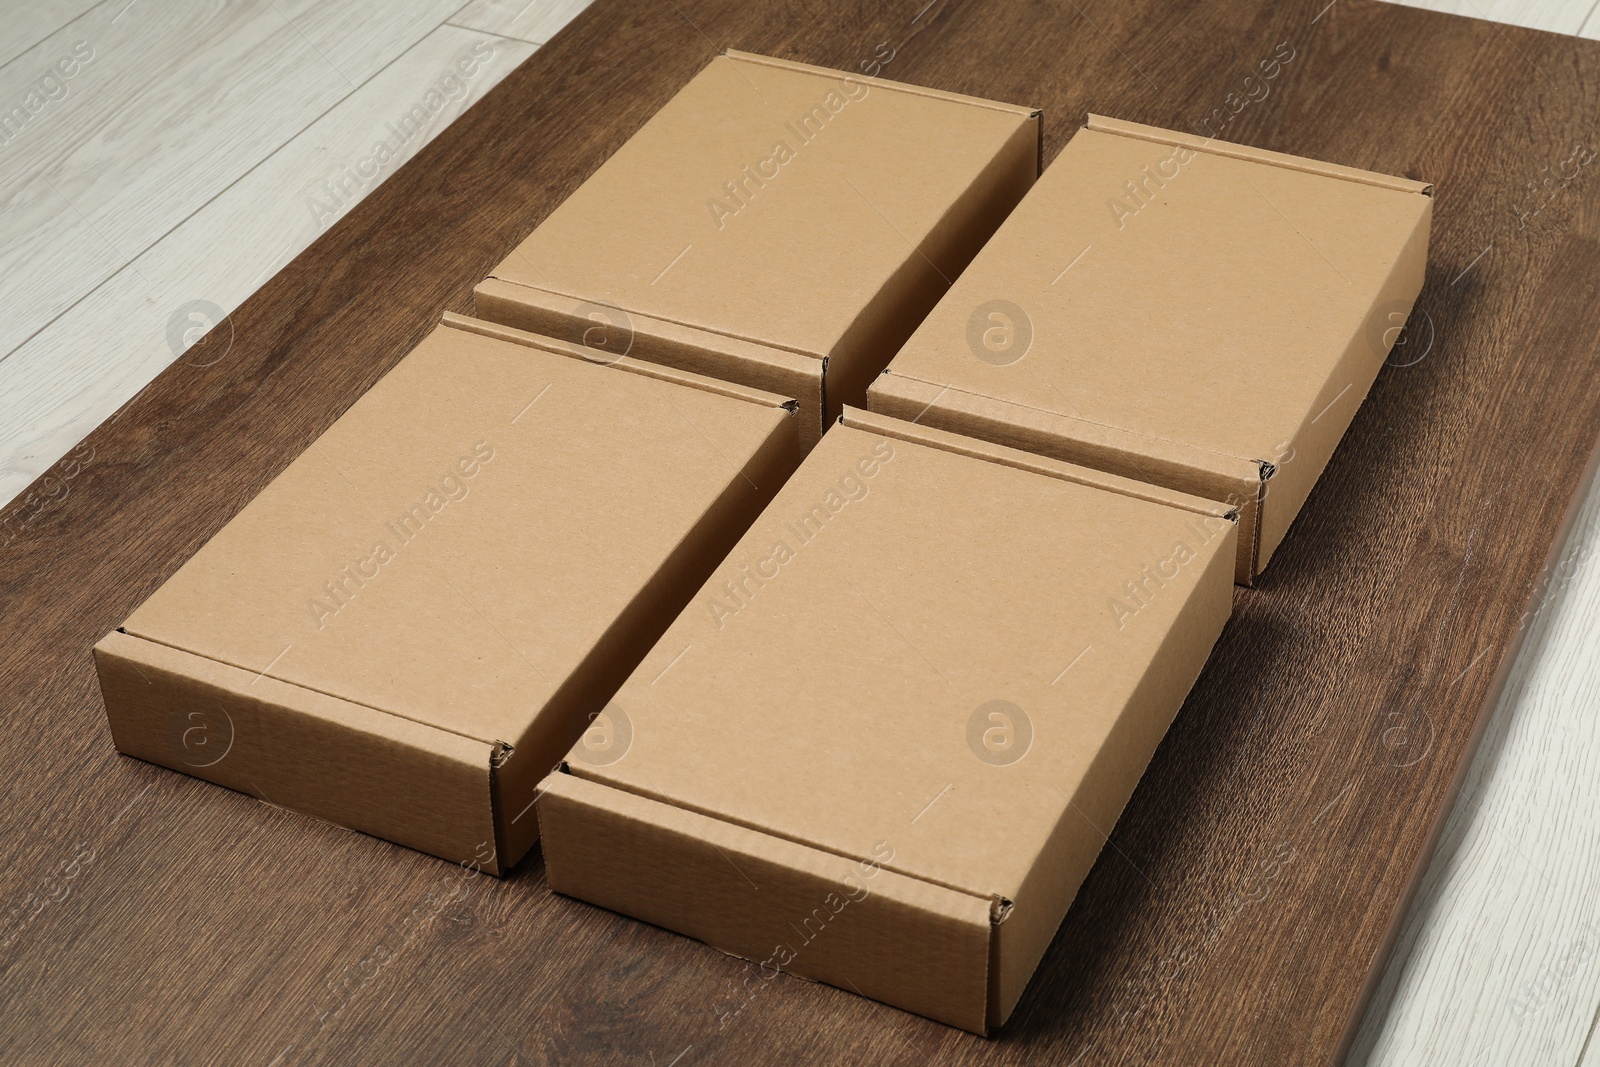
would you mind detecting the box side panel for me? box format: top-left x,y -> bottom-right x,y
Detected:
822,114 -> 1039,424
990,518 -> 1238,1026
539,772 -> 994,1033
94,630 -> 500,872
493,407 -> 802,864
1256,197 -> 1432,571
867,373 -> 1262,581
473,278 -> 825,449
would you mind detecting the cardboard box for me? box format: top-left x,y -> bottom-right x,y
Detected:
94,313 -> 799,874
868,115 -> 1433,583
536,408 -> 1237,1032
473,50 -> 1039,450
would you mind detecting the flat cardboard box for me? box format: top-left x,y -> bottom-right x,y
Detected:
94,314 -> 799,874
536,408 -> 1238,1032
868,115 -> 1433,583
473,50 -> 1039,450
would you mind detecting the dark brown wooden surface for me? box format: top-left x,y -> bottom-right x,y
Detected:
4,0 -> 1600,1062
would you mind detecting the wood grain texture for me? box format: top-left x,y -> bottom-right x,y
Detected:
1350,459 -> 1600,1065
1344,9 -> 1600,1061
0,24 -> 536,507
3,0 -> 1600,1064
0,0 -> 465,361
0,0 -> 103,69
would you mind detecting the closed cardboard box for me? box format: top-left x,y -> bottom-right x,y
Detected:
536,408 -> 1237,1032
869,115 -> 1433,582
474,50 -> 1039,449
94,314 -> 799,874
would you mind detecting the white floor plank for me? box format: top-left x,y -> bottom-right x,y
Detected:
0,0 -> 105,70
447,0 -> 593,44
1350,461 -> 1600,1065
0,0 -> 466,365
0,25 -> 535,508
1381,0 -> 1600,34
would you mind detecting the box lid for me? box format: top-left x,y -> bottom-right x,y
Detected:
871,115 -> 1432,577
486,50 -> 1038,367
120,313 -> 796,753
555,408 -> 1237,1025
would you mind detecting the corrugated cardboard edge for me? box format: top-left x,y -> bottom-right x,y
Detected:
862,376 -> 1262,581
991,514 -> 1237,1026
94,630 -> 502,873
537,771 -> 995,1033
1085,114 -> 1435,196
98,316 -> 803,875
472,278 -> 826,449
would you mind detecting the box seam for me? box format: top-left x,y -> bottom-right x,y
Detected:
562,765 -> 1008,908
439,312 -> 800,411
1084,114 -> 1435,196
480,276 -> 824,368
841,408 -> 1241,522
877,369 -> 1271,471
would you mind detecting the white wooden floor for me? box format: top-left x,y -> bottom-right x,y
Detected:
0,0 -> 588,509
2,2 -> 1598,1063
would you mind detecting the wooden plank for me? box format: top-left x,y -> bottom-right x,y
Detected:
1350,5 -> 1600,1063
0,0 -> 466,362
0,25 -> 534,508
0,0 -> 104,70
448,0 -> 594,44
1350,464 -> 1600,1066
2,0 -> 1600,1063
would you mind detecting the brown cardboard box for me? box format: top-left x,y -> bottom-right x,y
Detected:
473,50 -> 1039,450
536,408 -> 1237,1032
868,115 -> 1433,583
94,314 -> 799,874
